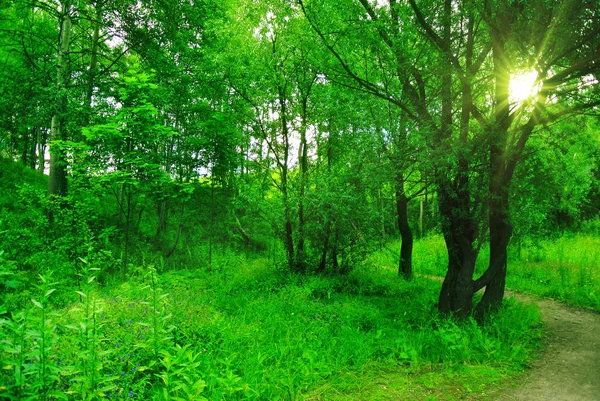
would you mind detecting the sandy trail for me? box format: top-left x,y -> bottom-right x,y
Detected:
495,293 -> 600,401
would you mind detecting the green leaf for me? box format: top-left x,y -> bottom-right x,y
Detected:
4,280 -> 19,289
31,299 -> 43,309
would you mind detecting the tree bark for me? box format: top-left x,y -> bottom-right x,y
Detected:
296,96 -> 309,272
37,128 -> 45,174
276,84 -> 298,272
437,179 -> 478,316
473,18 -> 513,318
48,4 -> 72,197
83,0 -> 101,131
395,173 -> 413,279
317,220 -> 330,273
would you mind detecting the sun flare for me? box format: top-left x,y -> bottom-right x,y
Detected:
509,71 -> 539,104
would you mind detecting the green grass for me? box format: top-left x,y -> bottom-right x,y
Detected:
373,233 -> 600,311
507,234 -> 600,310
0,255 -> 542,400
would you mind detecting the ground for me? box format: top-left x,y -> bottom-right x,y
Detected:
494,293 -> 600,401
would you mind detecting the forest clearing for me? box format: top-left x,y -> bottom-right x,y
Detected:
1,0 -> 600,399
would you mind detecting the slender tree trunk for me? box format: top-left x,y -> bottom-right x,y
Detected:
317,221 -> 330,273
156,201 -> 168,240
122,183 -> 131,279
48,5 -> 72,197
37,128 -> 45,174
29,127 -> 37,170
277,87 -> 296,272
283,188 -> 295,270
395,173 -> 413,279
296,98 -> 309,272
317,129 -> 335,273
83,0 -> 101,131
379,188 -> 386,248
21,128 -> 29,167
166,203 -> 185,258
209,182 -> 215,266
419,196 -> 424,238
331,228 -> 339,271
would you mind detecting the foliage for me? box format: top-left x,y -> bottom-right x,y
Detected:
0,257 -> 542,400
0,0 -> 599,398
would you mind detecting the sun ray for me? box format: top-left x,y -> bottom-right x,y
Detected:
509,71 -> 540,104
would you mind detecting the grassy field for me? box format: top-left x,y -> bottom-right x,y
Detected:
0,252 -> 543,400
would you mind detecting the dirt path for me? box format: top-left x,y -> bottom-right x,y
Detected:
494,293 -> 600,401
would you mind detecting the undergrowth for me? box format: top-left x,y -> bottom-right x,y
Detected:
1,255 -> 542,400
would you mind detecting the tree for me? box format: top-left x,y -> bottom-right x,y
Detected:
0,2 -> 56,171
224,0 -> 315,272
300,0 -> 600,316
298,0 -> 426,278
84,61 -> 176,276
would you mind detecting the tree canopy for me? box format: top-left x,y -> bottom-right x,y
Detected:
0,0 -> 599,318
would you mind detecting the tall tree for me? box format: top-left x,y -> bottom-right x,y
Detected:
47,0 -> 73,197
300,0 -> 600,315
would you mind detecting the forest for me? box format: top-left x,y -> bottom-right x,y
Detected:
0,0 -> 599,399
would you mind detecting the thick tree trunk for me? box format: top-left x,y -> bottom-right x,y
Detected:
436,0 -> 480,316
437,183 -> 478,316
474,174 -> 512,318
395,174 -> 413,279
473,24 -> 512,318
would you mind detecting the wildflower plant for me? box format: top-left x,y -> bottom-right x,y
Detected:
0,273 -> 66,400
67,259 -> 118,399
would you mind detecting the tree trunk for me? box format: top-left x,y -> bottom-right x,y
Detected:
48,5 -> 72,197
37,128 -> 45,174
473,23 -> 513,318
21,127 -> 29,167
277,86 -> 297,272
317,220 -> 330,273
29,127 -> 37,170
284,206 -> 295,269
166,203 -> 185,258
155,200 -> 168,240
83,0 -> 101,131
296,98 -> 309,272
436,0 -> 480,316
437,180 -> 478,316
395,173 -> 413,279
419,196 -> 424,238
